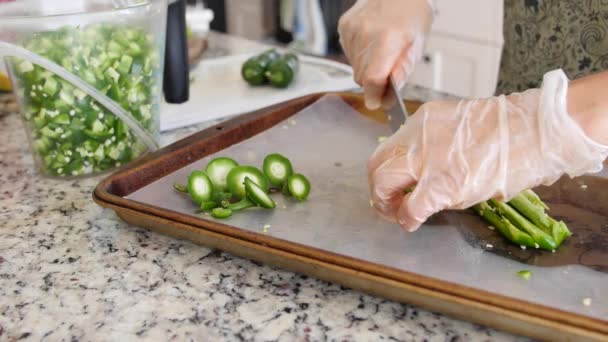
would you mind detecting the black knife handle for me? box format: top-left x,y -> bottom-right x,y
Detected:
163,0 -> 189,104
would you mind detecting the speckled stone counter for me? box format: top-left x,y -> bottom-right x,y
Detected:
0,32 -> 528,341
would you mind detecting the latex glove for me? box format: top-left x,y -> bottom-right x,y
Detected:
338,0 -> 433,110
368,69 -> 608,231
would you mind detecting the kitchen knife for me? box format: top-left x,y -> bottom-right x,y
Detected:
386,77 -> 409,133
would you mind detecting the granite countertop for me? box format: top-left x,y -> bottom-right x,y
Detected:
0,32 -> 526,341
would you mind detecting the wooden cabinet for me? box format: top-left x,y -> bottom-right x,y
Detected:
409,0 -> 504,98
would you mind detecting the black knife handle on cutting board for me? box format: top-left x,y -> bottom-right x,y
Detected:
164,0 -> 189,104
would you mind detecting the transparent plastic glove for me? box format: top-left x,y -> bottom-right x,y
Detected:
368,69 -> 608,231
338,0 -> 433,109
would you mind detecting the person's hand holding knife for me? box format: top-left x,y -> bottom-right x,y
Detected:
338,0 -> 433,110
338,0 -> 608,231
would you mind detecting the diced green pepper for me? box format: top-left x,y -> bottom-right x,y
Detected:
10,23 -> 161,177
17,60 -> 34,73
40,126 -> 62,139
117,55 -> 133,74
52,113 -> 71,125
43,77 -> 59,96
104,67 -> 120,83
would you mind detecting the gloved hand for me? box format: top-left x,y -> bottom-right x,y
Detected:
368,69 -> 608,231
338,0 -> 433,110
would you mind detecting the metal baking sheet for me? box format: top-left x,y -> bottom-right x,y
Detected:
127,95 -> 608,322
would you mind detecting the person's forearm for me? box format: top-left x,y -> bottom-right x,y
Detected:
567,71 -> 608,146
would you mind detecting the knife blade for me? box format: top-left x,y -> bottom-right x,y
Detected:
385,77 -> 409,133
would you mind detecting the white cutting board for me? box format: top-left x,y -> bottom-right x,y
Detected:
160,53 -> 358,131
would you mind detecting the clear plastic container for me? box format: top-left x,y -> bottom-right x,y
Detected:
0,0 -> 167,178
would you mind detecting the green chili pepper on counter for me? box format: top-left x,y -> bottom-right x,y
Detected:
265,53 -> 299,88
241,49 -> 280,86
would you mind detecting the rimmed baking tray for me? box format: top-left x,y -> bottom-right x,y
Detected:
94,92 -> 608,341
